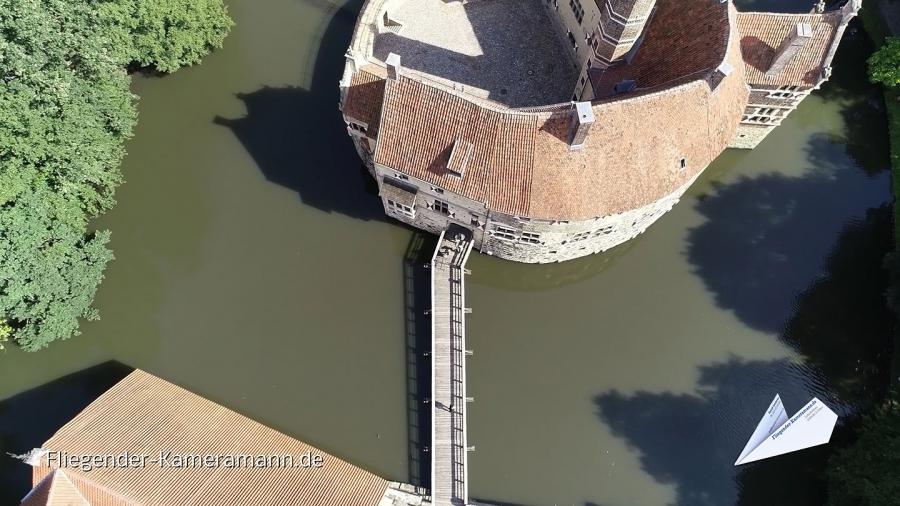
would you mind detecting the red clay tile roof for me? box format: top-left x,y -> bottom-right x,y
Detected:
374,76 -> 538,215
342,64 -> 387,134
591,0 -> 730,97
737,11 -> 842,87
32,370 -> 389,506
20,470 -> 89,506
532,11 -> 748,219
367,2 -> 747,221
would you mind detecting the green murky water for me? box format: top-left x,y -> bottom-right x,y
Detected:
0,1 -> 892,505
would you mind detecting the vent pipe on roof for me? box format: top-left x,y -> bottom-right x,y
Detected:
386,53 -> 401,80
709,61 -> 733,91
766,23 -> 813,78
569,102 -> 595,151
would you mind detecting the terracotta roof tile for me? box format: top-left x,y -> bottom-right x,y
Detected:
591,0 -> 730,96
20,470 -> 90,506
737,11 -> 841,87
343,64 -> 387,134
363,2 -> 748,221
374,76 -> 537,215
33,370 -> 389,506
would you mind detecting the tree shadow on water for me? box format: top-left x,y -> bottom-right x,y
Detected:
594,359 -> 844,506
813,19 -> 891,176
611,178 -> 894,505
214,0 -> 387,222
0,361 -> 133,504
688,136 -> 889,335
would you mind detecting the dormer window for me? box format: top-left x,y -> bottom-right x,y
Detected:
347,121 -> 367,134
447,138 -> 474,178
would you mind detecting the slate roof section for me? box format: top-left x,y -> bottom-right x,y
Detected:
737,11 -> 842,87
29,370 -> 389,506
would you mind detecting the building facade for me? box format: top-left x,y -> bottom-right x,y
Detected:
340,0 -> 861,263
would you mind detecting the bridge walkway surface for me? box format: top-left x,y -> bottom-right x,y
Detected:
429,225 -> 474,506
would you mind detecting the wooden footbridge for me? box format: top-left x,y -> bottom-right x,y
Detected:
429,225 -> 474,506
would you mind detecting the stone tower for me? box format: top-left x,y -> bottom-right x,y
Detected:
594,0 -> 657,67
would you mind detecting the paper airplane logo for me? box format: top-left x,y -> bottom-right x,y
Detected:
734,395 -> 838,466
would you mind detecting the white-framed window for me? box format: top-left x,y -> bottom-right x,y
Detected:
347,122 -> 367,134
491,225 -> 517,241
567,30 -> 578,51
520,232 -> 541,245
569,231 -> 591,243
767,85 -> 802,98
395,173 -> 409,181
386,199 -> 414,217
593,226 -> 614,236
569,0 -> 584,24
430,186 -> 444,194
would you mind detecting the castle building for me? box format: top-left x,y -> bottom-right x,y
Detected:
340,0 -> 861,263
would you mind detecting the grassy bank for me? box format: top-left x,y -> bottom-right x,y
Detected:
859,2 -> 900,385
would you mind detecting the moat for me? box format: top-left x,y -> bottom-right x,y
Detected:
0,0 -> 893,505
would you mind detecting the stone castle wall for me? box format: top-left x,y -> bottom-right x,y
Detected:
373,161 -> 698,264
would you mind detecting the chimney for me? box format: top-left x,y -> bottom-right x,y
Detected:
386,53 -> 401,80
766,23 -> 812,78
569,102 -> 595,150
709,61 -> 733,90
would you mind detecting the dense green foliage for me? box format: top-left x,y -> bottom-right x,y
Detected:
868,37 -> 900,87
100,0 -> 234,73
827,399 -> 900,506
0,0 -> 231,350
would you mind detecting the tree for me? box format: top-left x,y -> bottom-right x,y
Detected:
868,37 -> 900,87
0,320 -> 10,350
99,0 -> 234,73
0,191 -> 114,351
827,398 -> 900,506
0,0 -> 231,350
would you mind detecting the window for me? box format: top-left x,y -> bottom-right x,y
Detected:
567,30 -> 578,52
347,122 -> 367,133
520,232 -> 541,245
432,199 -> 450,216
593,226 -> 613,236
569,231 -> 591,243
470,217 -> 481,227
680,158 -> 687,171
395,173 -> 409,181
768,86 -> 801,98
430,186 -> 444,194
569,0 -> 584,24
491,225 -> 517,241
386,199 -> 414,217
